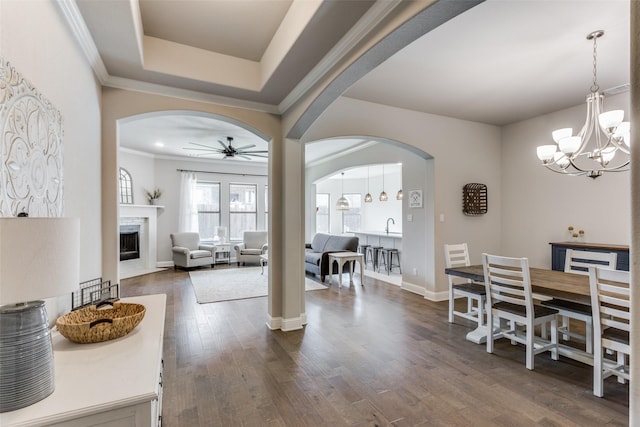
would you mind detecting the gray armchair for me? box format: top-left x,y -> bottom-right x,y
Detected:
234,231 -> 268,266
170,232 -> 214,269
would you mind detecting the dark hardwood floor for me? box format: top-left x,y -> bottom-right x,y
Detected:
121,266 -> 629,426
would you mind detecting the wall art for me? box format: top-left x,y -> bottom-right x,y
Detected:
0,57 -> 64,217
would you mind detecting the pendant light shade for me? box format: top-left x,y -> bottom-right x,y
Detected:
364,167 -> 372,203
379,165 -> 387,202
396,189 -> 403,200
336,172 -> 350,210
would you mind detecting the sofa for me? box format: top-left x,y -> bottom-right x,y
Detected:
234,231 -> 268,266
305,233 -> 359,282
170,232 -> 214,269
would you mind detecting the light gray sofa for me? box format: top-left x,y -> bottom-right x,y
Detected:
170,232 -> 214,269
305,233 -> 359,282
234,231 -> 268,266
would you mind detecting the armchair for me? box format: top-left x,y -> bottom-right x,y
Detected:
234,231 -> 268,266
170,232 -> 214,270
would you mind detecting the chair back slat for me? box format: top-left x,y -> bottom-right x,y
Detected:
565,249 -> 617,275
445,243 -> 472,285
589,266 -> 631,337
482,253 -> 532,311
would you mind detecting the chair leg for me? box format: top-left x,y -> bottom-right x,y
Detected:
617,352 -> 626,384
550,317 -> 558,361
477,296 -> 484,327
594,347 -> 604,397
486,311 -> 494,354
525,321 -> 535,370
448,287 -> 455,323
510,320 -> 517,345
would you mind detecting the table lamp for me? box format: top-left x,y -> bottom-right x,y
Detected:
0,217 -> 80,413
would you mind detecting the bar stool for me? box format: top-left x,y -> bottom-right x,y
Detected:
365,246 -> 382,271
359,244 -> 371,267
379,248 -> 401,274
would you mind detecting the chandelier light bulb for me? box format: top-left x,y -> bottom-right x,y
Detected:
537,145 -> 557,162
600,147 -> 616,165
558,136 -> 581,155
552,128 -> 573,144
598,110 -> 624,132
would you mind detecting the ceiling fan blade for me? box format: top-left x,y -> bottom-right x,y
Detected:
239,150 -> 268,154
188,142 -> 219,150
244,153 -> 269,158
234,144 -> 255,150
184,147 -> 223,153
217,139 -> 229,149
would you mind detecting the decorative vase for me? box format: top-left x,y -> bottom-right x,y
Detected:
150,199 -> 157,205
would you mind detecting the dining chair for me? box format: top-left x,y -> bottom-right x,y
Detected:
482,253 -> 558,370
588,266 -> 630,397
541,249 -> 617,354
444,243 -> 486,327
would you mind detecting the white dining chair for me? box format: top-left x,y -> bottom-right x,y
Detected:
588,266 -> 630,397
482,253 -> 558,370
444,243 -> 486,327
542,249 -> 617,354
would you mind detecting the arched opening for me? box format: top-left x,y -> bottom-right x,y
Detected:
304,136 -> 435,296
115,110 -> 272,280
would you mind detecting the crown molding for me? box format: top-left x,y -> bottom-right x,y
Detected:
56,0 -> 109,83
278,0 -> 403,114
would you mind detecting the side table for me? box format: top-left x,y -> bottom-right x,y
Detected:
328,251 -> 364,288
214,244 -> 231,265
260,253 -> 268,275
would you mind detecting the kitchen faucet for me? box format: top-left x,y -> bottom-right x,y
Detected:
385,217 -> 395,234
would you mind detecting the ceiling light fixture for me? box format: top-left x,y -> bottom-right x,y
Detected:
536,30 -> 630,179
364,167 -> 372,203
336,172 -> 350,210
396,189 -> 403,200
185,136 -> 268,160
379,165 -> 388,201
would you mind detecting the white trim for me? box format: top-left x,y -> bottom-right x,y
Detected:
266,315 -> 282,330
279,0 -> 403,113
305,141 -> 378,168
424,289 -> 450,302
401,281 -> 425,297
104,76 -> 280,114
280,316 -> 304,331
157,261 -> 173,268
55,0 -> 108,83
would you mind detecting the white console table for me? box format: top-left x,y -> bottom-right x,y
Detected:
0,294 -> 167,427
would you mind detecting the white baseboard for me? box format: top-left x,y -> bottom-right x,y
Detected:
157,261 -> 173,268
266,314 -> 305,331
266,315 -> 281,330
401,280 -> 448,302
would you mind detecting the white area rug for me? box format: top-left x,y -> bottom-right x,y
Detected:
189,267 -> 327,303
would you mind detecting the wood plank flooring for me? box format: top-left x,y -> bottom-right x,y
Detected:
121,266 -> 629,426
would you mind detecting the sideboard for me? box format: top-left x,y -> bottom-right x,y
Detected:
549,242 -> 629,271
0,293 -> 166,427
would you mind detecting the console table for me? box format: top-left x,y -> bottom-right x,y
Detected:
549,242 -> 629,271
0,294 -> 166,427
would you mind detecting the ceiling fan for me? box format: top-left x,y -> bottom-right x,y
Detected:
185,136 -> 268,160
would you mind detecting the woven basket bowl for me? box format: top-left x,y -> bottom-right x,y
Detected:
56,301 -> 146,344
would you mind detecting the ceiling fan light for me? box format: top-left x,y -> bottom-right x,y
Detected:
537,145 -> 557,162
396,189 -> 403,200
364,193 -> 373,203
552,128 -> 573,143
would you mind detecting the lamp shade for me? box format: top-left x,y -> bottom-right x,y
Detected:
0,218 -> 80,305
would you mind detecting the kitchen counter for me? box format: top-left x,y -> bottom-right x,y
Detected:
352,231 -> 402,250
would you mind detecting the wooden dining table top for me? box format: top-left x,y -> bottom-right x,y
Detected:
444,265 -> 591,305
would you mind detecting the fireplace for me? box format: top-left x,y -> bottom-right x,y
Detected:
120,225 -> 140,261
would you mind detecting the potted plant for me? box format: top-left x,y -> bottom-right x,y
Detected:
145,188 -> 162,205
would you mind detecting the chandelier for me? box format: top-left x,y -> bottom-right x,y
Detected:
536,30 -> 630,179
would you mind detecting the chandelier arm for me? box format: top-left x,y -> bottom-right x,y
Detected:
573,94 -> 597,157
543,163 -> 586,176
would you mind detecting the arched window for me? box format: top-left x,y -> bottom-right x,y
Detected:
119,168 -> 134,204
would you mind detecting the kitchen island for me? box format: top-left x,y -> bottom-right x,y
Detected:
352,231 -> 402,251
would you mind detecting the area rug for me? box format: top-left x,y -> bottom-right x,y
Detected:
189,267 -> 327,303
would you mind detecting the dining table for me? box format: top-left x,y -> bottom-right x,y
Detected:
445,264 -> 594,365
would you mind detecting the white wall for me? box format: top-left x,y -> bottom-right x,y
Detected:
1,0 -> 102,318
501,92 -> 631,268
119,149 -> 156,205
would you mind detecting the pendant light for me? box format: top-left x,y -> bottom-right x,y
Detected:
379,165 -> 388,201
396,189 -> 403,200
336,172 -> 350,210
364,167 -> 372,203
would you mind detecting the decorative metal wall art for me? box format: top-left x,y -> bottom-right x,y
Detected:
0,57 -> 64,217
462,183 -> 487,216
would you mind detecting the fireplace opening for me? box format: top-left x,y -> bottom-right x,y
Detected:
120,225 -> 140,261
